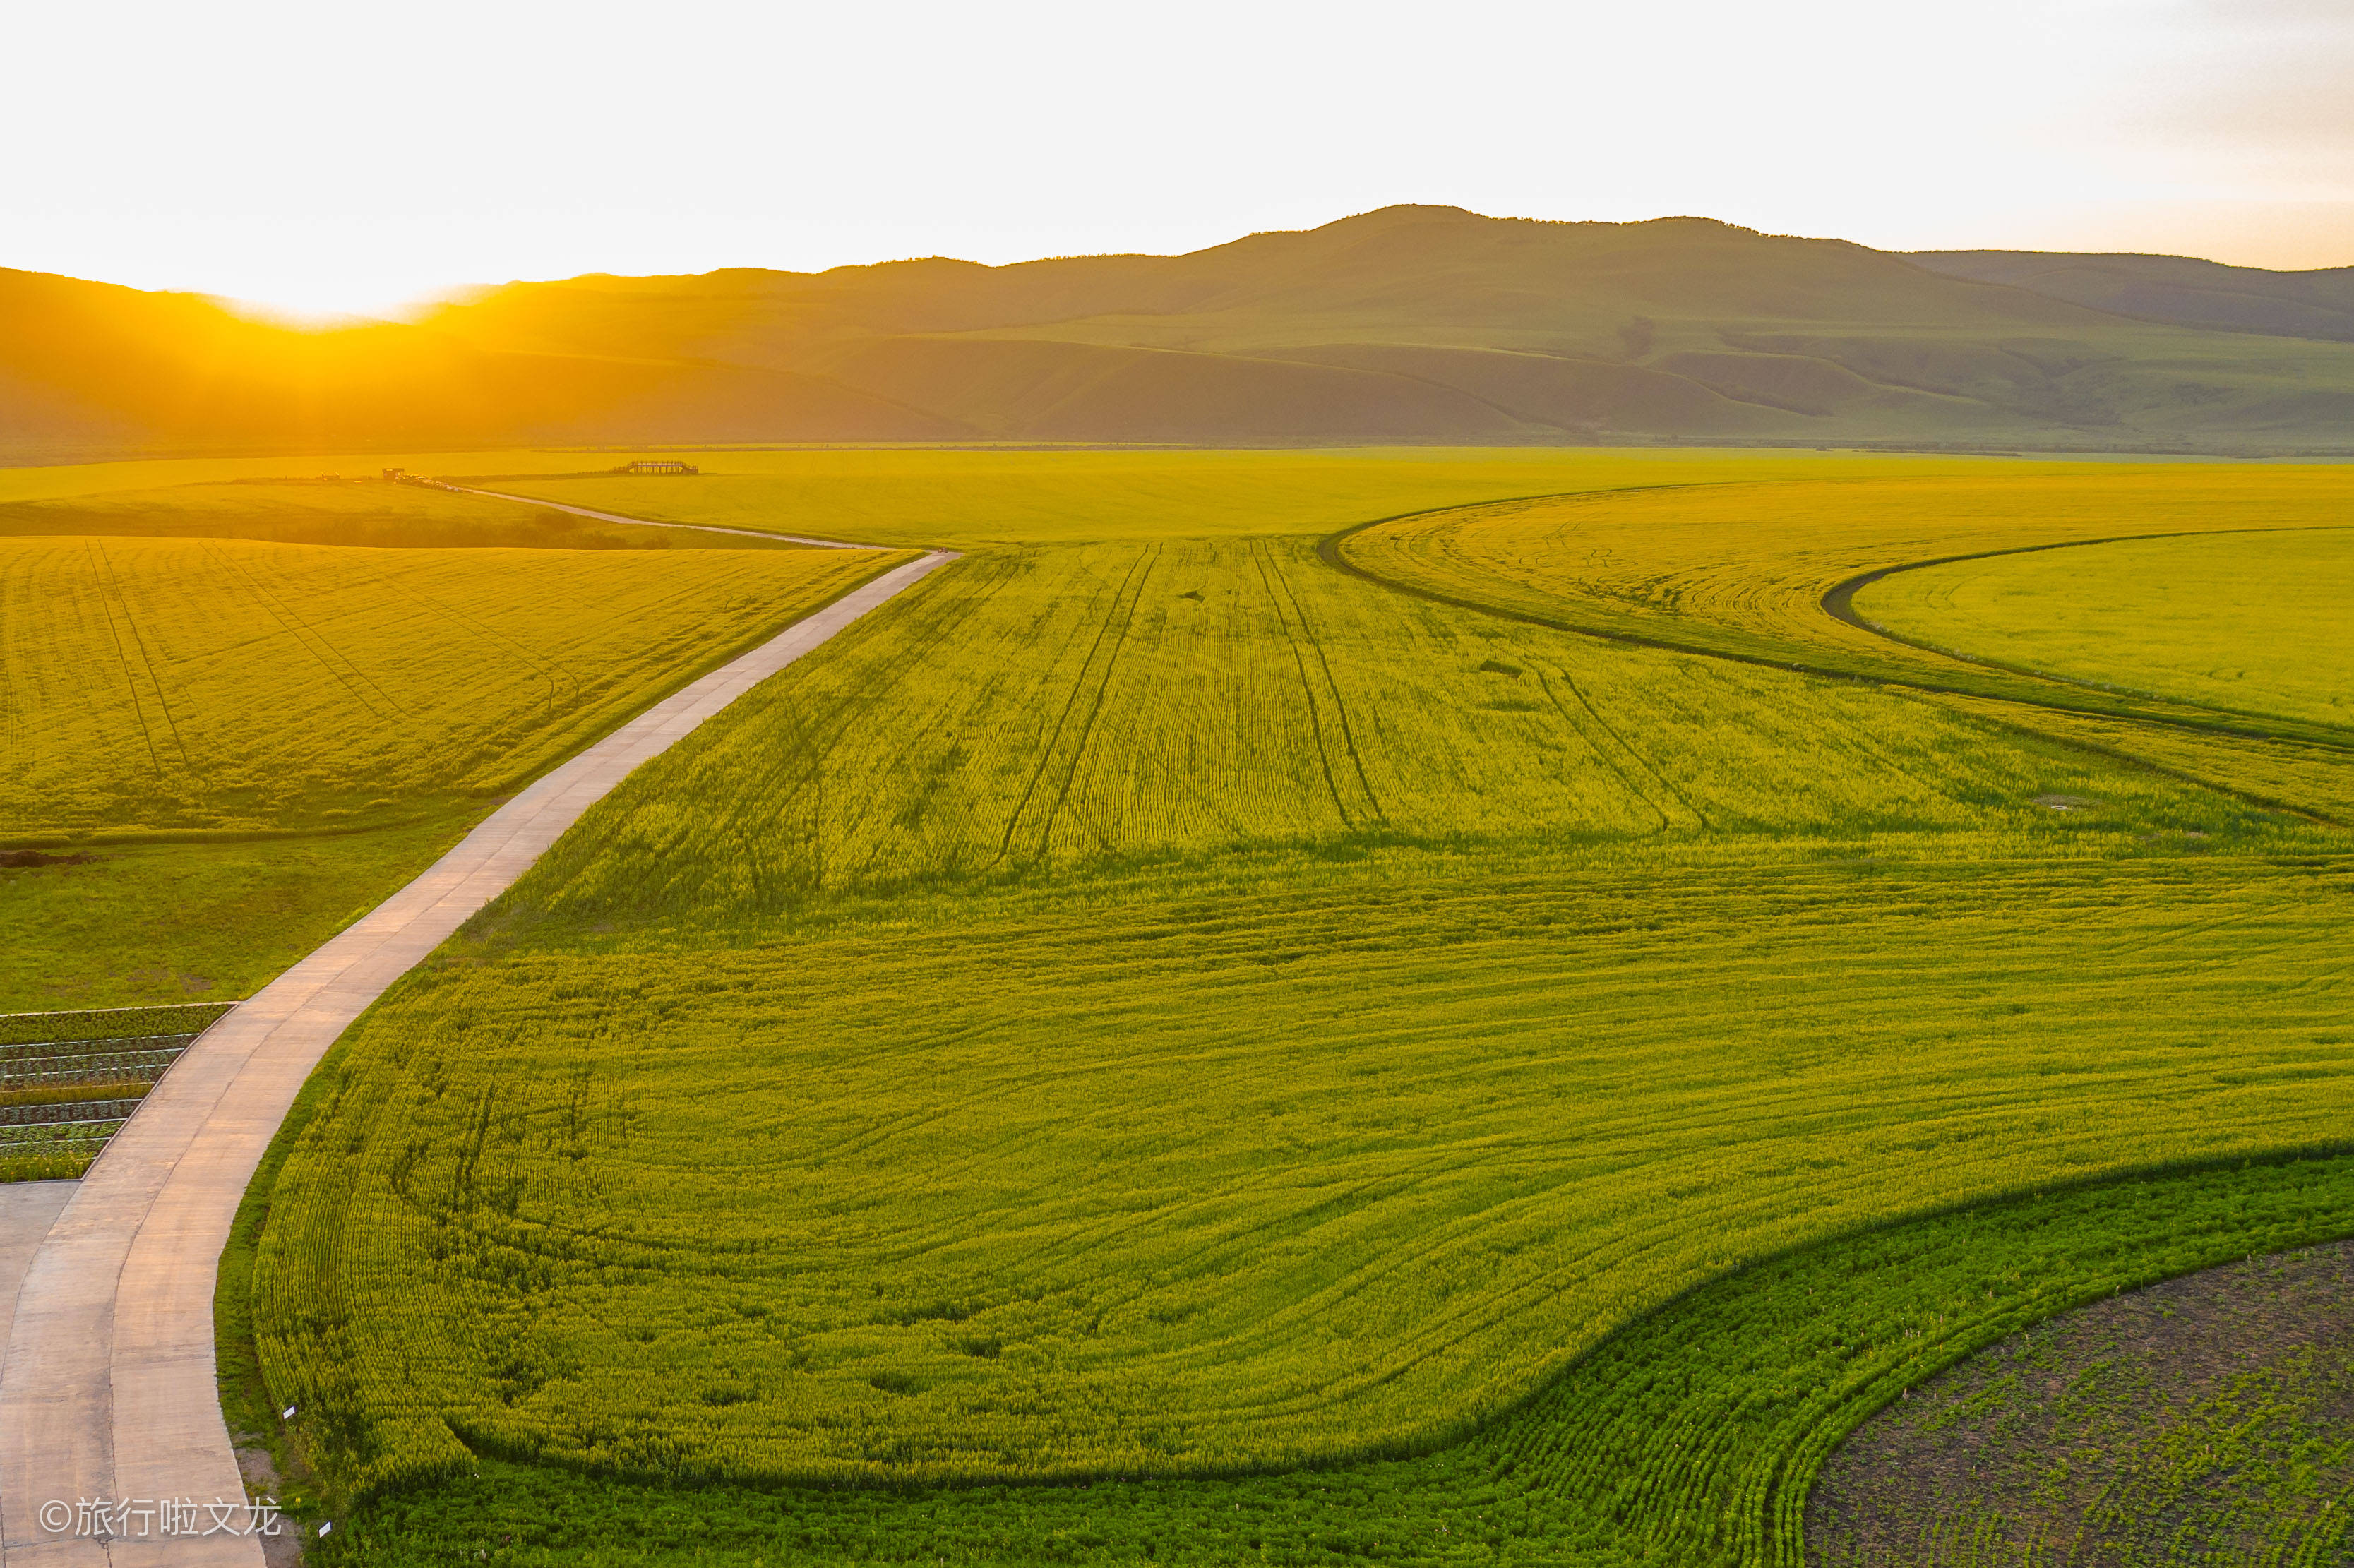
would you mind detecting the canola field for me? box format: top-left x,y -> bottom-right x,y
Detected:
0,534 -> 906,837
225,457 -> 2354,1565
1337,467 -> 2354,749
479,446 -> 1983,551
1853,525 -> 2354,734
0,477 -> 802,551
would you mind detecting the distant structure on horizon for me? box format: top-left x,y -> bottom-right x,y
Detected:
619,459 -> 698,475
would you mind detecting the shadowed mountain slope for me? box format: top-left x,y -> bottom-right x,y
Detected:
1911,248 -> 2354,343
10,207 -> 2354,456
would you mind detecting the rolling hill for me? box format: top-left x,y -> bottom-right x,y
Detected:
9,206 -> 2354,457
1909,247 -> 2354,342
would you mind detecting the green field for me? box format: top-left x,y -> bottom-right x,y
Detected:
191,455 -> 2354,1562
0,824 -> 475,1009
260,1153 -> 2354,1564
1853,526 -> 2354,733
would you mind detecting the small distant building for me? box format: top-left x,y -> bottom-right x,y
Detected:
381,467 -> 405,481
620,460 -> 699,476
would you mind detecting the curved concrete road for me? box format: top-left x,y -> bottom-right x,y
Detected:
0,545 -> 954,1564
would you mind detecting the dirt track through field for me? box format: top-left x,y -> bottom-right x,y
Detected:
0,536 -> 953,1565
446,483 -> 871,548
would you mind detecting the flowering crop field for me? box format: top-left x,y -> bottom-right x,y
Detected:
0,534 -> 904,837
1853,525 -> 2354,734
227,456 -> 2354,1563
1339,467 -> 2354,747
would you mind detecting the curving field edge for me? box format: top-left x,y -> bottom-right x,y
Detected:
1818,521 -> 2354,735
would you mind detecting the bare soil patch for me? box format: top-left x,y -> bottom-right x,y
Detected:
1808,1240 -> 2354,1566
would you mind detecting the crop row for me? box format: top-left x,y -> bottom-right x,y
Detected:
0,1005 -> 225,1179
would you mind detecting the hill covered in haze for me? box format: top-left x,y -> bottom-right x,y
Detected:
8,206 -> 2354,457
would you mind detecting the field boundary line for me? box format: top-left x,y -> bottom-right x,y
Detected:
1321,510 -> 2354,754
446,484 -> 876,549
0,537 -> 955,1566
1819,522 -> 2354,732
1318,508 -> 2354,822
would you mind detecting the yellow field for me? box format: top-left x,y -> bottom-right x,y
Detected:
248,466 -> 2348,1514
0,477 -> 799,551
1339,467 -> 2354,714
1856,526 -> 2354,733
470,446 -> 1994,549
0,534 -> 907,837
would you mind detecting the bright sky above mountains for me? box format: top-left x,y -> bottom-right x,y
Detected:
6,0 -> 2349,317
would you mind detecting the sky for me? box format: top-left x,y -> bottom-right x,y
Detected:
4,0 -> 2350,318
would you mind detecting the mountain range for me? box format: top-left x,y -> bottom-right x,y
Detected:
7,205 -> 2353,457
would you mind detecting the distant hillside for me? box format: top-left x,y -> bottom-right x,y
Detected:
9,207 -> 2354,457
1909,249 -> 2354,344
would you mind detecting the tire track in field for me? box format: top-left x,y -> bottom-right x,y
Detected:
1539,666 -> 1711,831
1818,521 -> 2354,731
0,556 -> 27,784
823,558 -> 1026,887
735,549 -> 1003,893
1264,542 -> 1387,826
1530,668 -> 1675,834
80,541 -> 167,776
198,540 -> 408,722
86,541 -> 193,771
1323,508 -> 2354,827
991,547 -> 1158,868
1250,541 -> 1372,832
1032,544 -> 1161,859
345,558 -> 577,717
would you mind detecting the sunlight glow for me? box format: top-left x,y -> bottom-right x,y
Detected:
4,0 -> 2350,301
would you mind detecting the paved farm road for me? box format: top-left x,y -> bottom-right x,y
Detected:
0,539 -> 952,1565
